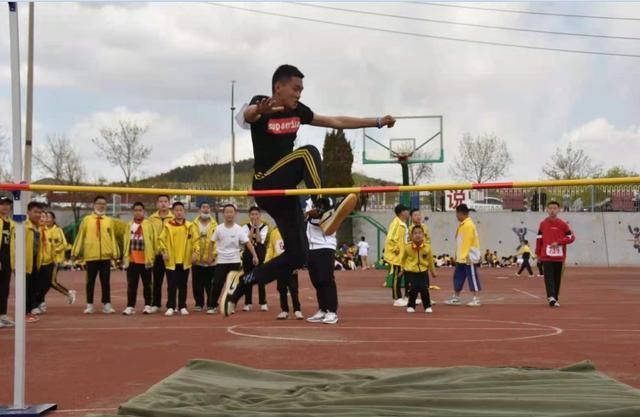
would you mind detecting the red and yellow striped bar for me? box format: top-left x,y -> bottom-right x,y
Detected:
0,177 -> 639,197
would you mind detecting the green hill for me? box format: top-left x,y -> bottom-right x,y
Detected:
135,158 -> 396,189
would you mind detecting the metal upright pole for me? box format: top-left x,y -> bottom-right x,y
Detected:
8,2 -> 26,409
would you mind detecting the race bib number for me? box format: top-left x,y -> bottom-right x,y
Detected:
546,245 -> 563,257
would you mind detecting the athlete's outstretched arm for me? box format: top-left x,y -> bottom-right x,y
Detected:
311,114 -> 395,130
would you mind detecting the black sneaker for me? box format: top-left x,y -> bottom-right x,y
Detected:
548,297 -> 557,307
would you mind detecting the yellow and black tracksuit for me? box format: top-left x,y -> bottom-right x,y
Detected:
242,220 -> 268,306
123,219 -> 156,308
267,228 -> 300,313
158,219 -> 199,310
38,224 -> 70,305
401,241 -> 436,309
72,213 -> 119,305
149,210 -> 174,308
191,216 -> 217,309
384,216 -> 408,300
0,215 -> 15,316
24,220 -> 44,314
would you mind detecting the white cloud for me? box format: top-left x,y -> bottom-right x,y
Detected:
560,118 -> 640,172
1,1 -> 639,187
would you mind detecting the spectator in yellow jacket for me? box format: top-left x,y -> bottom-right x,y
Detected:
445,204 -> 482,307
191,202 -> 217,312
267,227 -> 302,320
71,195 -> 120,315
25,202 -> 45,322
383,204 -> 409,306
37,211 -> 76,313
401,225 -> 437,313
158,201 -> 199,317
149,194 -> 174,313
0,196 -> 15,328
122,202 -> 156,315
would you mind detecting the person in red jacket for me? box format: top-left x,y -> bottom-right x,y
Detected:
535,200 -> 575,307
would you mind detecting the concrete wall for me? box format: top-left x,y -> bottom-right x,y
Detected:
353,211 -> 640,267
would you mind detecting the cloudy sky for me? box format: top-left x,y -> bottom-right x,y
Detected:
1,2 -> 639,186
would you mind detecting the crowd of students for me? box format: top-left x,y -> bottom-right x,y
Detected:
0,192 -> 576,329
0,193 -> 343,327
381,200 -> 576,313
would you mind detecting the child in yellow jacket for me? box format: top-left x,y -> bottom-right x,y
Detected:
0,196 -> 16,327
71,196 -> 120,314
158,201 -> 199,316
122,202 -> 157,315
37,211 -> 76,312
401,225 -> 437,313
268,227 -> 303,320
384,204 -> 410,306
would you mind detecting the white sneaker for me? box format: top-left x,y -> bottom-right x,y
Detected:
31,308 -> 42,315
150,306 -> 160,314
406,307 -> 415,313
180,308 -> 189,316
207,308 -> 217,315
276,311 -> 289,320
103,303 -> 115,314
122,307 -> 135,316
467,298 -> 481,307
194,306 -> 203,313
242,305 -> 252,312
83,304 -> 95,314
39,302 -> 47,313
425,307 -> 433,314
0,315 -> 15,327
294,311 -> 304,320
553,301 -> 561,308
322,312 -> 338,324
67,290 -> 77,305
393,298 -> 408,307
307,310 -> 326,323
548,297 -> 557,306
444,296 -> 462,306
165,308 -> 175,316
143,305 -> 153,315
260,304 -> 269,312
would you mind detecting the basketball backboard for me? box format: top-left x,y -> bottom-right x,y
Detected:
362,115 -> 443,165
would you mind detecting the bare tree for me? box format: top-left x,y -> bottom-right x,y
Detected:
92,120 -> 151,185
450,133 -> 512,183
34,135 -> 86,222
542,143 -> 602,180
408,151 -> 435,185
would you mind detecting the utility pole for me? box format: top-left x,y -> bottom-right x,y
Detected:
230,80 -> 236,191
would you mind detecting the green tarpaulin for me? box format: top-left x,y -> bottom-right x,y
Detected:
91,360 -> 640,417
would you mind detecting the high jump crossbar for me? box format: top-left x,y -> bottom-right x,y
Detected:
1,176 -> 640,198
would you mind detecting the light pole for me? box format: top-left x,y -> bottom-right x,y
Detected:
230,80 -> 236,191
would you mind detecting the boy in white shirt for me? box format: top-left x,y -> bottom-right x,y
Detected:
208,204 -> 259,314
305,198 -> 340,325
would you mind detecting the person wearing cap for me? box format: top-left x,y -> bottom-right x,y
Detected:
384,204 -> 410,307
0,197 -> 15,328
